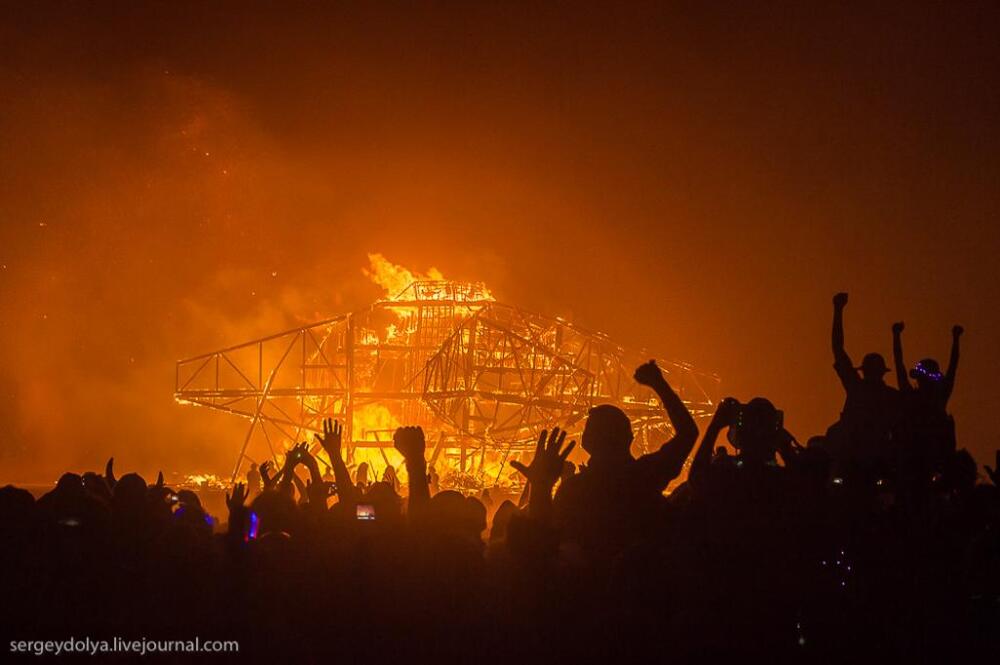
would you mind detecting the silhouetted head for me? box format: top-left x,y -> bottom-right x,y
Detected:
799,439 -> 833,482
489,500 -> 518,544
176,489 -> 202,510
82,472 -> 111,503
478,488 -> 493,512
727,397 -> 783,462
428,490 -> 463,510
54,472 -> 85,498
910,358 -> 943,389
364,481 -> 402,526
171,498 -> 212,535
425,490 -> 484,543
250,489 -> 297,536
581,404 -> 633,464
111,473 -> 147,519
806,435 -> 828,449
465,496 -> 487,539
0,485 -> 37,530
944,449 -> 977,493
857,353 -> 890,382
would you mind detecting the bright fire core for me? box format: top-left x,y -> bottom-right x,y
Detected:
174,255 -> 718,492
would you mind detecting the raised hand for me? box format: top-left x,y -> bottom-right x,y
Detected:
510,428 -> 576,492
292,442 -> 323,489
892,321 -> 904,335
297,441 -> 316,464
315,418 -> 357,505
156,471 -> 164,488
226,482 -> 249,514
315,418 -> 343,461
952,324 -> 964,338
833,292 -> 848,308
710,397 -> 740,429
105,457 -> 117,489
985,450 -> 999,487
393,426 -> 426,464
260,460 -> 275,489
634,359 -> 666,388
637,358 -> 698,451
774,428 -> 801,468
273,442 -> 309,491
392,426 -> 429,506
225,482 -> 250,543
286,441 -> 310,466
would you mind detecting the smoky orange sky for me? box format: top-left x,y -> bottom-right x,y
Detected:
1,2 -> 998,482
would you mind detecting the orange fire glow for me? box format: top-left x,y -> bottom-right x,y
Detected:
301,255 -> 509,491
364,252 -> 445,300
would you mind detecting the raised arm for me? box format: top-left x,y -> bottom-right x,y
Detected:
635,361 -> 698,444
290,470 -> 309,504
291,446 -> 330,509
225,482 -> 250,546
774,430 -> 803,470
892,321 -> 912,391
275,442 -> 307,494
985,450 -> 999,487
943,325 -> 963,403
832,293 -> 850,365
510,428 -> 575,522
690,398 -> 736,488
393,426 -> 430,511
104,457 -> 117,490
633,360 -> 699,486
315,419 -> 356,505
259,461 -> 276,490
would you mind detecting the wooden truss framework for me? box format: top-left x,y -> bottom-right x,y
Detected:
174,281 -> 718,483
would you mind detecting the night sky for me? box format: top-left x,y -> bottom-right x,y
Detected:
1,1 -> 998,481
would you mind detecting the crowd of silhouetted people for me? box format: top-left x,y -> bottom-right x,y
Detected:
1,293 -> 997,662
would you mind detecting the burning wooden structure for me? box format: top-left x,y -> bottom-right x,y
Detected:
175,278 -> 718,487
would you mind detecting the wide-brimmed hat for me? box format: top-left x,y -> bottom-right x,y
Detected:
857,352 -> 890,374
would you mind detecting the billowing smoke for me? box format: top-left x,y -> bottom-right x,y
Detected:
2,4 -> 997,483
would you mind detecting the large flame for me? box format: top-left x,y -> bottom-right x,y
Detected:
364,252 -> 445,300
293,255 -> 507,493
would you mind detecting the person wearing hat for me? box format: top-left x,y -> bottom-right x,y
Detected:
892,321 -> 964,474
828,293 -> 901,471
892,321 -> 963,410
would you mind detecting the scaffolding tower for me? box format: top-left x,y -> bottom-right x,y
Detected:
174,280 -> 718,486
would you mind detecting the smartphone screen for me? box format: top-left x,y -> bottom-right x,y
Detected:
356,504 -> 375,521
